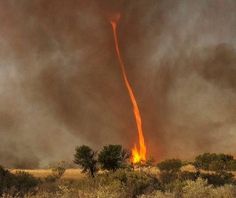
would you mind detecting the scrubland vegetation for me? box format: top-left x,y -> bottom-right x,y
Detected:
1,145 -> 236,198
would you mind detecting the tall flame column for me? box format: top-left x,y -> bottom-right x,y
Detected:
110,18 -> 147,163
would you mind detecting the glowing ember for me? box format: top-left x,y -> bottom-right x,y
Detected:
110,15 -> 147,164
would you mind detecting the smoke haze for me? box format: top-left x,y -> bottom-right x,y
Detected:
0,0 -> 235,167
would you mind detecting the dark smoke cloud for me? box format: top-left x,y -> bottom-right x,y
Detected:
0,0 -> 235,167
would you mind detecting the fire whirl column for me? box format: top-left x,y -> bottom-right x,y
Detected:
110,15 -> 147,163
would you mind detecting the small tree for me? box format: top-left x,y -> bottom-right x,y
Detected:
74,145 -> 97,177
98,145 -> 129,171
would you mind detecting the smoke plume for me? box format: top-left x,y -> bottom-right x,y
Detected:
0,0 -> 235,167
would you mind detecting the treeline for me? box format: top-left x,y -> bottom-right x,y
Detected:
74,144 -> 236,177
74,145 -> 130,177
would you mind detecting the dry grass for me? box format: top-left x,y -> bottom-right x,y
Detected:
10,169 -> 85,179
61,169 -> 85,180
9,167 -> 236,180
181,164 -> 197,172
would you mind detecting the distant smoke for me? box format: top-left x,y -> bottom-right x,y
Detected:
0,0 -> 235,167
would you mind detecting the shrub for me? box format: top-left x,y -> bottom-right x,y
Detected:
139,191 -> 175,198
45,174 -> 58,183
182,178 -> 236,198
157,159 -> 182,173
200,172 -> 235,186
182,178 -> 212,198
227,160 -> 236,171
0,166 -> 39,196
0,166 -> 15,196
157,159 -> 182,187
179,171 -> 199,182
44,167 -> 66,183
209,160 -> 225,172
52,169 -> 161,197
92,180 -> 126,198
159,171 -> 178,185
52,166 -> 66,179
14,171 -> 39,195
27,179 -> 126,198
108,169 -> 160,197
194,153 -> 235,171
164,180 -> 185,197
141,157 -> 155,168
211,185 -> 236,198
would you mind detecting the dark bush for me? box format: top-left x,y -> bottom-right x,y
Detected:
209,160 -> 225,172
0,166 -> 39,196
227,159 -> 236,171
164,179 -> 185,196
45,174 -> 58,183
111,169 -> 161,197
200,171 -> 235,186
179,171 -> 199,181
14,171 -> 39,194
159,171 -> 178,185
157,159 -> 182,172
0,166 -> 15,195
194,153 -> 235,171
194,153 -> 216,170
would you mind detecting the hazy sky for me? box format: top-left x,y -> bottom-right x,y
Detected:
0,0 -> 235,167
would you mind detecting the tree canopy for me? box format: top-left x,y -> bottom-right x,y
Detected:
98,144 -> 129,171
74,145 -> 97,177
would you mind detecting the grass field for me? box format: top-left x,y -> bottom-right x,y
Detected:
10,168 -> 85,179
9,165 -> 236,179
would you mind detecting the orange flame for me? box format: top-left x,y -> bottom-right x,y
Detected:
110,17 -> 147,164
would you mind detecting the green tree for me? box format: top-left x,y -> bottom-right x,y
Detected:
98,145 -> 129,171
74,145 -> 97,177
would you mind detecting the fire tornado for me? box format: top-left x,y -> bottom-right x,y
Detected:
110,16 -> 147,163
